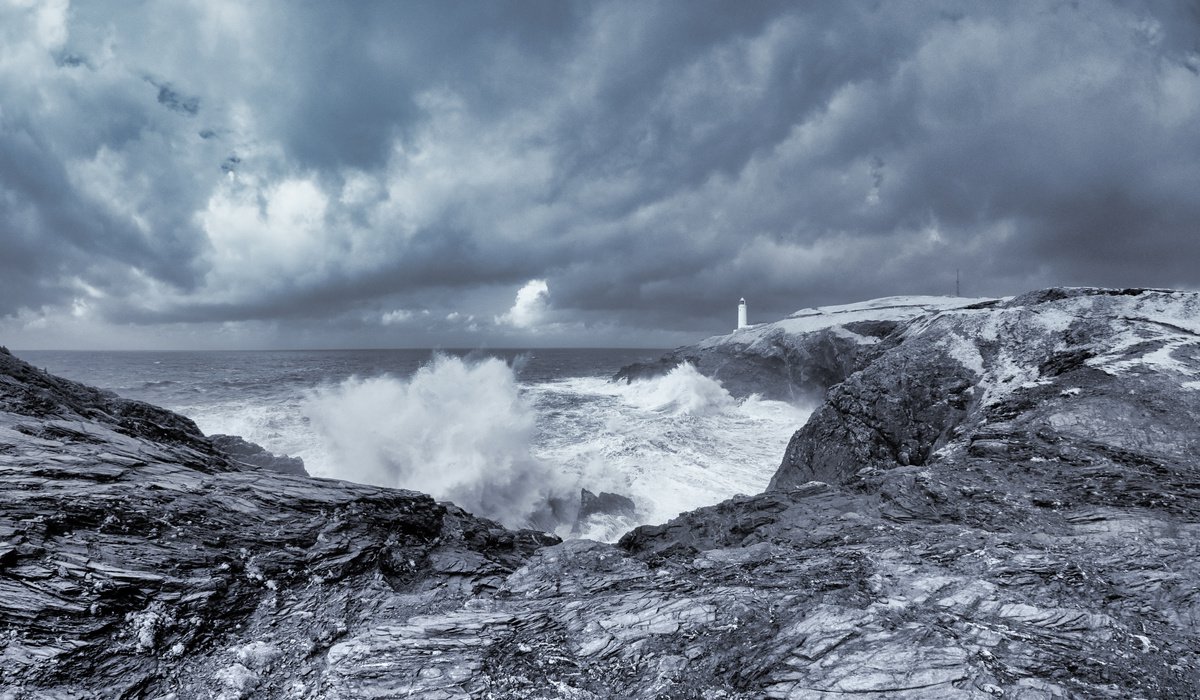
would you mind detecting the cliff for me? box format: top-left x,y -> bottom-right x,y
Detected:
4,287 -> 1200,698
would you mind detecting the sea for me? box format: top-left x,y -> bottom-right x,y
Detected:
21,349 -> 811,541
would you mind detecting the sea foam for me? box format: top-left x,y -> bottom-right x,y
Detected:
531,363 -> 813,539
184,355 -> 812,541
302,354 -> 569,528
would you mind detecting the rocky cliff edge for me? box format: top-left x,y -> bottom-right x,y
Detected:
614,295 -> 994,401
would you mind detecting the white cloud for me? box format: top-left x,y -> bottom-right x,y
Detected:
198,176 -> 337,298
497,279 -> 550,329
380,309 -> 411,325
2,0 -> 69,53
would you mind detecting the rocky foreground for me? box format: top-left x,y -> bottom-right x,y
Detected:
4,287 -> 1200,698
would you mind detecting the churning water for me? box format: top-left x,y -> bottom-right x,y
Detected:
24,349 -> 811,541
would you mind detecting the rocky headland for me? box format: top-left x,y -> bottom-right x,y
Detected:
3,286 -> 1200,698
613,295 -> 994,401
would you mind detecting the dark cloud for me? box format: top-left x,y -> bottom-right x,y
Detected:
1,0 -> 1198,348
255,1 -> 586,171
149,79 -> 200,116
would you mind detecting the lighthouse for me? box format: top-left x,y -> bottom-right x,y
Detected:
737,298 -> 748,330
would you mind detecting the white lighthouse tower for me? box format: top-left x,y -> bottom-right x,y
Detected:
737,298 -> 748,330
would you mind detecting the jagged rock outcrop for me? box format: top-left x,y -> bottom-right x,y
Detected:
4,287 -> 1200,698
209,434 -> 309,477
572,488 -> 637,536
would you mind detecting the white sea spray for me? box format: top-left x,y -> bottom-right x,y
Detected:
301,354 -> 569,529
163,354 -> 813,541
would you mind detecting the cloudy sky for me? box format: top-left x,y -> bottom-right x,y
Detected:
2,0 -> 1198,349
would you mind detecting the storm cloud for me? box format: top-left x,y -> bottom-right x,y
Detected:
1,0 -> 1198,349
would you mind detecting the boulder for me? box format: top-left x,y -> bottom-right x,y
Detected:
209,433 -> 309,477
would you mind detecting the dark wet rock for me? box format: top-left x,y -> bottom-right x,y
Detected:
568,488 -> 639,538
577,489 -> 636,522
5,287 -> 1200,698
210,433 -> 309,477
526,489 -> 634,535
770,342 -> 977,489
611,354 -> 686,385
0,350 -> 234,474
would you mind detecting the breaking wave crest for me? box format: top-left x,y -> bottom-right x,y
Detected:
530,364 -> 813,538
302,354 -> 569,528
616,362 -> 735,415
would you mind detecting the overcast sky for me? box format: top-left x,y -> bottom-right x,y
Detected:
2,0 -> 1198,349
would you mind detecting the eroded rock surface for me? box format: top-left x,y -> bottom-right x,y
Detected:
4,287 -> 1200,698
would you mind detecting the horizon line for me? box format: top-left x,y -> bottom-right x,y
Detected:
9,345 -> 676,353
